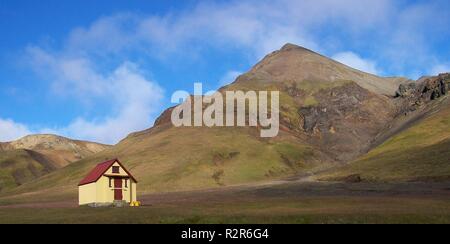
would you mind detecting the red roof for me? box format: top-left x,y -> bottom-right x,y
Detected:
78,159 -> 137,186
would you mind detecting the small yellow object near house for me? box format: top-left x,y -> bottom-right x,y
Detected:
130,201 -> 141,207
78,158 -> 138,206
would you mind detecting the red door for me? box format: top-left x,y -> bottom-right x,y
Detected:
114,178 -> 123,200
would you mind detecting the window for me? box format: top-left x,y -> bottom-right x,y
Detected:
109,178 -> 112,188
112,166 -> 120,173
125,179 -> 128,188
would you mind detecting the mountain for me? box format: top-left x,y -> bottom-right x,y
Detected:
0,134 -> 110,191
0,44 -> 404,194
3,44 -> 449,197
235,43 -> 407,96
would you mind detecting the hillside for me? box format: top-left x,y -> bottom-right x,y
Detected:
319,96 -> 450,182
0,134 -> 110,191
2,43 -> 420,197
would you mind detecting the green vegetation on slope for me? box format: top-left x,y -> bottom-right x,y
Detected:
0,150 -> 54,191
6,77 -> 360,197
4,126 -> 331,197
0,134 -> 111,192
320,105 -> 450,182
1,78 -> 368,197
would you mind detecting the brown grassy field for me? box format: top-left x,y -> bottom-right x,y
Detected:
1,181 -> 449,224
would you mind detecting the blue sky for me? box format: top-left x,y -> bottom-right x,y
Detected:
0,0 -> 449,144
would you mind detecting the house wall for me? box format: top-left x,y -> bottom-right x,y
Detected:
78,161 -> 138,205
105,162 -> 129,176
131,181 -> 137,202
96,175 -> 111,203
108,162 -> 137,203
78,183 -> 97,205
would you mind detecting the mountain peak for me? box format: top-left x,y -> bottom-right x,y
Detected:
11,134 -> 70,147
280,43 -> 301,51
16,134 -> 63,141
280,43 -> 314,53
242,43 -> 405,96
6,133 -> 110,152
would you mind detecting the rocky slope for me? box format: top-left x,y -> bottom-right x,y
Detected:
320,73 -> 450,182
137,44 -> 408,163
0,134 -> 110,191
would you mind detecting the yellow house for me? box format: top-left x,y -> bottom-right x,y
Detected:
78,159 -> 137,206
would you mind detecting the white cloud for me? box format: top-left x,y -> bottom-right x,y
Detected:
53,63 -> 163,144
59,0 -> 392,60
44,0 -> 444,75
219,70 -> 242,86
66,14 -> 138,55
430,64 -> 450,76
376,1 -> 450,76
26,46 -> 164,144
61,0 -> 445,76
0,118 -> 32,142
332,52 -> 380,75
9,0 -> 449,143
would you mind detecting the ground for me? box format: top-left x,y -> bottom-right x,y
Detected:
1,180 -> 450,224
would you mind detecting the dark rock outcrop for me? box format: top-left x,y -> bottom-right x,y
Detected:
395,73 -> 450,115
298,82 -> 395,162
344,174 -> 362,183
396,83 -> 417,97
396,73 -> 450,101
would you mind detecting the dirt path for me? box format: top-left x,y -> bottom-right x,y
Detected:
138,181 -> 450,206
1,173 -> 449,209
0,201 -> 77,209
0,171 -> 321,209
